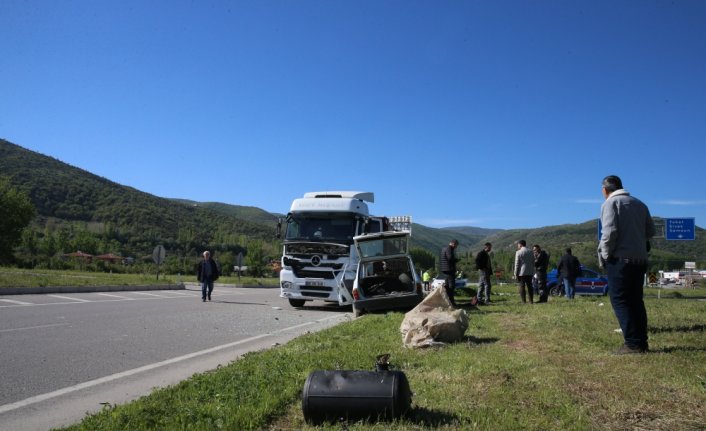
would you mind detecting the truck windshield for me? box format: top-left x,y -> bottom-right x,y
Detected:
285,214 -> 359,243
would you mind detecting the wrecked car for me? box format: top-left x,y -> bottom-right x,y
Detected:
351,231 -> 426,317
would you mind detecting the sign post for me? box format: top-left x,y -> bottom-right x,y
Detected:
597,219 -> 602,241
685,262 -> 696,289
237,252 -> 243,282
152,245 -> 166,280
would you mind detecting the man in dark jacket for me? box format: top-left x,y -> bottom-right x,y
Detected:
197,250 -> 220,302
475,242 -> 493,305
557,247 -> 581,299
440,239 -> 459,306
533,244 -> 550,303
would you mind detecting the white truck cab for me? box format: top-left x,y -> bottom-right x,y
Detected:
279,191 -> 409,308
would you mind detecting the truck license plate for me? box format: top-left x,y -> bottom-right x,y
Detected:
305,280 -> 324,286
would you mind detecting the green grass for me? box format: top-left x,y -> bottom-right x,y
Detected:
57,285 -> 706,431
0,267 -> 278,289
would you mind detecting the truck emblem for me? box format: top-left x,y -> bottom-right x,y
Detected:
311,255 -> 322,266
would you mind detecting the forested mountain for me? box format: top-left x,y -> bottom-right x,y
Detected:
0,139 -> 278,273
2,138 -> 704,275
169,199 -> 282,225
406,224 -> 507,263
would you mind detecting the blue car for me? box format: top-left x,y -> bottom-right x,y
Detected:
548,266 -> 609,296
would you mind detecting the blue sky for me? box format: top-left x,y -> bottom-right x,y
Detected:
2,1 -> 705,229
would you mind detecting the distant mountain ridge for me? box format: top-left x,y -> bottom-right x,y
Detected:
1,138 -> 704,268
0,139 -> 275,257
169,199 -> 281,225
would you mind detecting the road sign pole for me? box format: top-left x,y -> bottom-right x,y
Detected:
153,245 -> 166,281
237,252 -> 243,283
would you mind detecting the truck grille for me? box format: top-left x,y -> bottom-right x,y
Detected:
300,291 -> 331,298
301,285 -> 333,292
294,269 -> 338,279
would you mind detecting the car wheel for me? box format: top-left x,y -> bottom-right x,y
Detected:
549,284 -> 562,297
288,298 -> 306,308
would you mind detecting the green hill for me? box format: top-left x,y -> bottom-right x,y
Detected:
0,139 -> 276,272
170,199 -> 281,225
409,224 -> 503,256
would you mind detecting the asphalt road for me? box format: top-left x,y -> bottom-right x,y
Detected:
0,284 -> 351,431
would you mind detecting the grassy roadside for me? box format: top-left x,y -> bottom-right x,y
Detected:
57,284 -> 706,431
0,267 -> 278,289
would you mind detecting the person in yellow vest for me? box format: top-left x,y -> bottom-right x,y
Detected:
422,269 -> 431,291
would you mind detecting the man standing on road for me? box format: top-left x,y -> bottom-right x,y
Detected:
197,250 -> 220,302
440,239 -> 459,307
475,242 -> 493,305
514,240 -> 535,304
598,175 -> 655,354
558,247 -> 581,299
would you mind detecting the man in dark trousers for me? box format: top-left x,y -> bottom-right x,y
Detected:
533,244 -> 550,303
598,175 -> 655,354
440,239 -> 459,307
557,247 -> 581,299
475,242 -> 493,305
514,240 -> 535,304
197,250 -> 220,302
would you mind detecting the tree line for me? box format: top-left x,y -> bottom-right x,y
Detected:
1,176 -> 282,277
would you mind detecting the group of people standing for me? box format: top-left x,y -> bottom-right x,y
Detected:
440,175 -> 655,355
518,175 -> 655,355
513,241 -> 581,303
439,238 -> 493,307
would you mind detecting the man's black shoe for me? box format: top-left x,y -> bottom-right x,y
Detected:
614,344 -> 647,355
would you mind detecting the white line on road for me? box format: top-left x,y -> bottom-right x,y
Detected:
47,295 -> 91,303
0,323 -> 69,333
95,293 -> 133,300
0,291 -> 206,308
0,299 -> 33,306
130,292 -> 167,298
0,314 -> 345,415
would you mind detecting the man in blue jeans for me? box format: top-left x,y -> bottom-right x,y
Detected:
598,175 -> 655,354
197,250 -> 220,302
558,247 -> 581,299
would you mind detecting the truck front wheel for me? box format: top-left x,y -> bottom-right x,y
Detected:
288,298 -> 306,308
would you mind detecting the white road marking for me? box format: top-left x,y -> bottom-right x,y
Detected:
0,298 -> 33,306
164,291 -> 199,296
47,295 -> 91,303
0,289 -> 242,308
0,323 -> 69,333
95,293 -> 133,300
130,292 -> 166,298
0,314 -> 343,415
